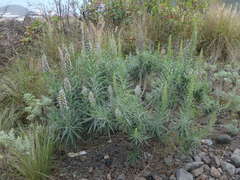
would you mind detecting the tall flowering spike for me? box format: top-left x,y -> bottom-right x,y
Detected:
41,54 -> 50,72
69,43 -> 75,57
88,91 -> 96,105
134,85 -> 142,97
57,88 -> 69,110
81,86 -> 89,96
59,45 -> 73,73
63,77 -> 72,92
59,47 -> 67,72
115,108 -> 122,119
108,85 -> 113,101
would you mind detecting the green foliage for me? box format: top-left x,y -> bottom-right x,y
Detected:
24,93 -> 52,122
46,41 -> 213,150
198,2 -> 240,61
0,59 -> 50,129
0,125 -> 55,180
224,120 -> 240,136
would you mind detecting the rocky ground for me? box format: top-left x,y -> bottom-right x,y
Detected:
52,125 -> 240,180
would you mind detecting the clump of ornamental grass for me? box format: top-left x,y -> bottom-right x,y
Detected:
0,125 -> 55,180
0,58 -> 50,130
199,2 -> 240,62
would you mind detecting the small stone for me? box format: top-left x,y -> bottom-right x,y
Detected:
219,175 -> 228,180
231,149 -> 240,167
144,152 -> 153,161
193,155 -> 202,162
134,176 -> 146,180
201,139 -> 213,146
211,167 -> 221,178
107,173 -> 111,180
236,168 -> 240,174
214,156 -> 221,167
169,175 -> 176,180
117,174 -> 126,180
221,161 -> 236,175
201,155 -> 211,165
145,175 -> 155,180
88,167 -> 93,173
164,156 -> 173,166
67,151 -> 87,158
104,154 -> 110,159
215,135 -> 232,144
202,164 -> 210,173
196,174 -> 208,180
231,154 -> 240,167
184,162 -> 204,171
191,167 -> 203,177
176,169 -> 193,180
233,149 -> 240,156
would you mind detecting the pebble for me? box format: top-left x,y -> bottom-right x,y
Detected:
231,154 -> 240,168
134,176 -> 146,180
176,168 -> 193,180
196,174 -> 208,180
117,174 -> 126,180
231,149 -> 240,167
201,139 -> 213,146
213,156 -> 221,167
221,161 -> 236,175
215,135 -> 232,144
169,175 -> 176,180
191,167 -> 204,177
202,155 -> 211,165
236,168 -> 240,174
164,156 -> 173,166
210,167 -> 221,178
184,162 -> 204,171
193,155 -> 202,162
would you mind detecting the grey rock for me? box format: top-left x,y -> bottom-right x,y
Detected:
210,167 -> 221,178
201,139 -> 213,146
169,175 -> 176,180
231,154 -> 240,167
164,156 -> 173,166
191,167 -> 203,177
231,149 -> 240,167
117,174 -> 126,180
193,155 -> 202,162
201,155 -> 211,165
233,149 -> 240,156
196,174 -> 208,180
213,156 -> 221,167
184,162 -> 204,171
221,161 -> 236,175
236,168 -> 240,174
134,176 -> 146,180
176,169 -> 193,180
215,135 -> 232,144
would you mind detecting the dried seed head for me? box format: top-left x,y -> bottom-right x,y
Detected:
134,85 -> 142,96
108,85 -> 113,97
57,88 -> 69,110
59,45 -> 73,73
63,77 -> 72,92
41,54 -> 50,72
81,86 -> 89,96
88,91 -> 96,105
115,108 -> 122,119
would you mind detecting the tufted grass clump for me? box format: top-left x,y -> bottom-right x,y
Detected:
0,125 -> 55,180
198,2 -> 240,62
